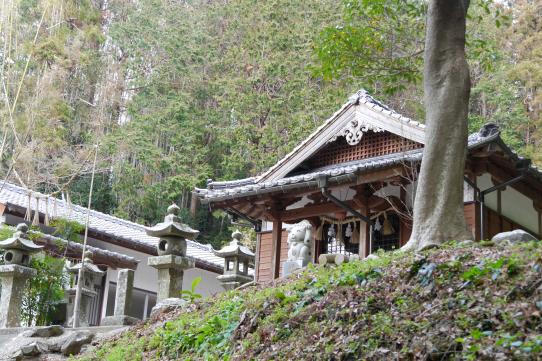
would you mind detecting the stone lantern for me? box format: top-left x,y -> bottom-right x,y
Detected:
0,223 -> 43,328
66,251 -> 105,327
145,204 -> 196,302
213,230 -> 254,290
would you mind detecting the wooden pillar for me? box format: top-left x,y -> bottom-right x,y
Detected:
467,172 -> 481,241
353,185 -> 370,258
271,220 -> 282,279
306,217 -> 321,263
535,202 -> 542,239
497,189 -> 503,233
254,232 -> 262,281
474,201 -> 481,241
399,185 -> 409,246
538,211 -> 541,239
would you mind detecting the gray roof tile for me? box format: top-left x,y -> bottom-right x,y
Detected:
195,127 -> 517,203
0,182 -> 223,269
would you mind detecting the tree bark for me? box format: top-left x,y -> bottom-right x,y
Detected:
403,0 -> 472,250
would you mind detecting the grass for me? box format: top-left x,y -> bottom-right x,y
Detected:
77,240 -> 542,360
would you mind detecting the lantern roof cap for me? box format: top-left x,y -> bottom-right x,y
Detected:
67,251 -> 105,275
144,203 -> 199,240
213,230 -> 255,259
0,223 -> 43,253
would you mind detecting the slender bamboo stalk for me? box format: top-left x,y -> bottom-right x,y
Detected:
72,144 -> 99,328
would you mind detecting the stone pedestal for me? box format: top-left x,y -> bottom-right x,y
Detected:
101,269 -> 139,326
148,255 -> 194,302
0,264 -> 36,328
282,259 -> 309,278
216,273 -> 253,290
66,288 -> 96,328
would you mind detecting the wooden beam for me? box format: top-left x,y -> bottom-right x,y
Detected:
356,166 -> 404,185
465,173 -> 481,241
271,219 -> 282,279
497,189 -> 503,232
468,158 -> 489,176
280,200 -> 352,222
487,162 -> 542,205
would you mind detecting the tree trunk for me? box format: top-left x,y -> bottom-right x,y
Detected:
403,0 -> 472,250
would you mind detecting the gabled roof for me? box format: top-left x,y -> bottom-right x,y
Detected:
196,130 -> 500,203
0,182 -> 223,272
257,90 -> 425,183
202,90 -> 425,194
195,87 -> 542,204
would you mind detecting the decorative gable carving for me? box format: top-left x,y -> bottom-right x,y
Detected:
308,131 -> 423,169
329,119 -> 385,145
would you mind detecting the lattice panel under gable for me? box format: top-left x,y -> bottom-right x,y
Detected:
310,131 -> 423,168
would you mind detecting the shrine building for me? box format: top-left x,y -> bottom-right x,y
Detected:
194,90 -> 542,282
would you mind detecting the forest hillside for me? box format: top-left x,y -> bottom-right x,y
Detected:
1,0 -> 541,247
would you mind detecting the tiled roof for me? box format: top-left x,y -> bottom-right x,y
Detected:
197,88 -> 542,204
0,182 -> 223,271
32,231 -> 140,269
251,89 -> 426,183
195,126 -> 511,202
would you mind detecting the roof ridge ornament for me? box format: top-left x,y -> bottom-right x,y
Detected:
348,89 -> 369,104
330,118 -> 385,146
479,123 -> 500,138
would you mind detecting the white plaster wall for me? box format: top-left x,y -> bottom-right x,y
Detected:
464,181 -> 475,202
183,268 -> 224,297
87,239 -> 158,292
500,185 -> 538,233
330,186 -> 356,202
285,186 -> 355,212
477,174 -> 498,210
90,239 -> 224,322
477,173 -> 539,234
88,239 -> 224,297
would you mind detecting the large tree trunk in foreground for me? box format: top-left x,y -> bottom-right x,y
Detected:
403,0 -> 473,251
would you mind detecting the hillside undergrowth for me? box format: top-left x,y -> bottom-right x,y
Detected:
78,240 -> 542,360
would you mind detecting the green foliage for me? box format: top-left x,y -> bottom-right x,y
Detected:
50,217 -> 84,243
0,226 -> 66,326
22,255 -> 68,326
313,0 -> 425,95
180,276 -> 203,303
461,255 -> 521,285
68,174 -> 116,215
155,296 -> 244,360
94,0 -> 356,245
9,0 -> 542,243
313,0 -> 509,95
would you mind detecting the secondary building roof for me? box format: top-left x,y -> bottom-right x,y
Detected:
0,181 -> 223,272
